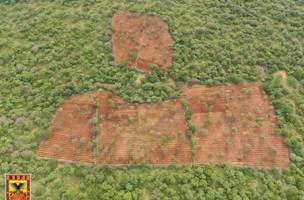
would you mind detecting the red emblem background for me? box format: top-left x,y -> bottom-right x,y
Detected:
5,174 -> 31,200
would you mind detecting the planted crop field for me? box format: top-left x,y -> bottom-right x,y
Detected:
183,82 -> 289,168
37,92 -> 98,163
98,98 -> 191,164
112,10 -> 173,71
37,91 -> 192,165
38,82 -> 288,168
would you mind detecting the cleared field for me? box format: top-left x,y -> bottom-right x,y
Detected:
98,97 -> 191,164
38,82 -> 289,168
182,82 -> 289,168
112,10 -> 173,71
37,93 -> 97,163
38,91 -> 192,164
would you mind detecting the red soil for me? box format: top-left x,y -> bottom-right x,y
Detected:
38,91 -> 191,165
98,97 -> 191,164
112,10 -> 173,71
37,82 -> 289,168
182,82 -> 289,168
37,92 -> 98,163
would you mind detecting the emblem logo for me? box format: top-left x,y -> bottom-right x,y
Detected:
5,174 -> 31,200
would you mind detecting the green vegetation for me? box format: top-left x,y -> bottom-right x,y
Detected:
92,98 -> 100,164
182,100 -> 196,162
0,0 -> 304,199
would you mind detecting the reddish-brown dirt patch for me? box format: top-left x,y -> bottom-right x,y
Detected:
112,10 -> 173,71
38,82 -> 289,168
182,82 -> 289,168
37,92 -> 98,163
38,91 -> 191,164
98,97 -> 191,164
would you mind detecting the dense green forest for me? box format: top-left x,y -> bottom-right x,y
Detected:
0,0 -> 304,199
